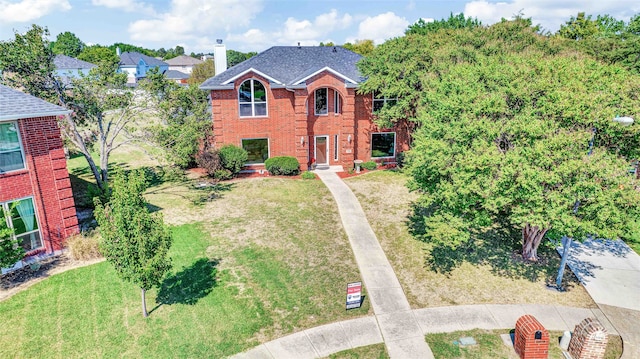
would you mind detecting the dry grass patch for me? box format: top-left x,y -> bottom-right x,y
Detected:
345,170 -> 595,309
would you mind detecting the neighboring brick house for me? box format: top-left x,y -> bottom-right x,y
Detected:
0,85 -> 78,268
199,46 -> 410,171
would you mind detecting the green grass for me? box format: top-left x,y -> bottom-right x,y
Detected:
426,329 -> 565,359
0,175 -> 371,358
345,170 -> 595,308
426,329 -> 622,359
325,343 -> 389,359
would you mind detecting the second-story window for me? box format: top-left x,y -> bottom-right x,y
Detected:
373,92 -> 397,113
0,121 -> 26,173
239,79 -> 267,117
315,88 -> 328,115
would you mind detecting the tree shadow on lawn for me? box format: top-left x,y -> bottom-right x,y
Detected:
154,258 -> 219,308
407,203 -> 580,287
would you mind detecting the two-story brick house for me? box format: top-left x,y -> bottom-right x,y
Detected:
0,85 -> 78,268
199,46 -> 409,171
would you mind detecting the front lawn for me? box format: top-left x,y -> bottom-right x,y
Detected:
345,171 -> 595,308
0,177 -> 370,358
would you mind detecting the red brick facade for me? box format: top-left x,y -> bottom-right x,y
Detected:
209,70 -> 410,171
514,315 -> 550,359
0,116 -> 78,257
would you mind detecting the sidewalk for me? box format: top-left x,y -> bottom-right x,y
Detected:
561,239 -> 640,358
231,304 -> 612,359
231,170 -> 638,358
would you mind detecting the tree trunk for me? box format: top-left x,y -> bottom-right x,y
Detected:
61,115 -> 105,190
141,288 -> 148,318
521,223 -> 550,261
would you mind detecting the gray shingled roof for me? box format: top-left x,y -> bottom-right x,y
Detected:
0,85 -> 70,121
165,55 -> 203,66
200,46 -> 364,90
54,54 -> 97,69
119,51 -> 168,67
164,70 -> 190,79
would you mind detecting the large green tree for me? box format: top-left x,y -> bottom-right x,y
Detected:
94,169 -> 172,317
144,70 -> 211,168
51,31 -> 85,57
343,39 -> 376,56
359,19 -> 640,261
406,12 -> 482,35
78,44 -> 120,67
188,59 -> 215,85
0,25 -> 150,191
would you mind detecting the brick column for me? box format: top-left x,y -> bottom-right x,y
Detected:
293,89 -> 310,170
568,318 -> 608,359
340,88 -> 356,169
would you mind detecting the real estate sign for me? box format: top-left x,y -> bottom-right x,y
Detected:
346,281 -> 362,310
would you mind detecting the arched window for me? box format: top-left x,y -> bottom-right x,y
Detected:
239,79 -> 267,117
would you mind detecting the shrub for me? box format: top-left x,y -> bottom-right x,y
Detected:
301,171 -> 316,180
214,169 -> 233,180
265,156 -> 300,175
361,161 -> 377,170
196,148 -> 222,176
219,145 -> 248,175
66,232 -> 102,260
396,151 -> 406,168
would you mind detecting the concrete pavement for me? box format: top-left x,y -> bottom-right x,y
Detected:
561,239 -> 640,358
230,170 -> 638,358
230,304 -> 613,359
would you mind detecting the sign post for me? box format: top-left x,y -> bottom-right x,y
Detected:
346,282 -> 362,310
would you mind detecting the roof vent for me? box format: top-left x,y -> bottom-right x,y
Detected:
216,39 -> 223,44
333,46 -> 337,53
298,42 -> 301,48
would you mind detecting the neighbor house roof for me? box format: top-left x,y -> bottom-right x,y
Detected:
200,46 -> 363,90
119,51 -> 168,67
164,70 -> 190,80
53,54 -> 97,70
165,55 -> 203,66
0,85 -> 70,121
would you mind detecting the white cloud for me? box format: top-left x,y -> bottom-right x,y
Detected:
92,0 -> 154,14
355,12 -> 409,45
464,0 -> 640,32
0,0 -> 71,23
225,9 -> 353,51
276,9 -> 353,44
128,0 -> 263,45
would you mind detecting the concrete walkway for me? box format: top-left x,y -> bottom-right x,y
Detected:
561,239 -> 640,358
315,170 -> 433,358
230,170 -> 638,358
231,304 -> 613,359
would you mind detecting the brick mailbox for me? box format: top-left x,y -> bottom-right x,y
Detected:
568,318 -> 608,359
514,315 -> 550,359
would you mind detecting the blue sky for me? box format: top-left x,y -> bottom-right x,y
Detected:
1,0 -> 639,54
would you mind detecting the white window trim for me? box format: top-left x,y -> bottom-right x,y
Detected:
372,93 -> 397,114
314,88 -> 328,116
0,120 -> 27,174
239,79 -> 268,118
1,196 -> 43,252
334,134 -> 339,161
241,137 -> 270,165
371,132 -> 397,159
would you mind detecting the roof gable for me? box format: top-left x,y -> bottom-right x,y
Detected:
200,46 -> 364,90
165,55 -> 203,66
54,54 -> 97,70
119,51 -> 168,67
0,85 -> 70,121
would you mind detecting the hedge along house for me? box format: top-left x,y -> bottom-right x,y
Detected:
199,45 -> 410,171
0,85 -> 78,271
